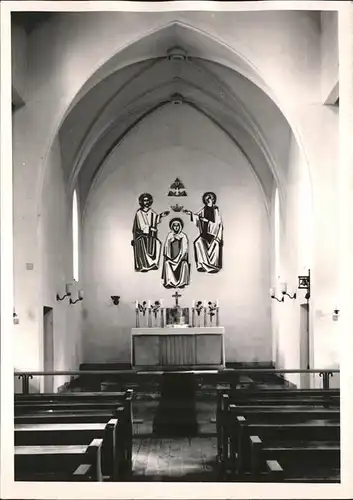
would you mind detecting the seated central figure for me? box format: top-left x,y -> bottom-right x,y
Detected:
162,217 -> 190,289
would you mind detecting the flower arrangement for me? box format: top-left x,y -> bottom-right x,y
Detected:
195,301 -> 204,316
207,301 -> 217,317
151,300 -> 161,318
137,301 -> 147,316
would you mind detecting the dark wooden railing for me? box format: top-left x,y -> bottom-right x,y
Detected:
14,368 -> 339,394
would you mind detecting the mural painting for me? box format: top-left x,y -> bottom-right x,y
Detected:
132,188 -> 223,281
184,192 -> 223,273
162,217 -> 191,289
131,193 -> 169,272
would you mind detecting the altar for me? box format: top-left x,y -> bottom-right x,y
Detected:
132,292 -> 225,370
131,326 -> 225,370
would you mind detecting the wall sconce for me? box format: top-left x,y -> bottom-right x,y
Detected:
298,269 -> 311,300
56,283 -> 73,301
333,309 -> 340,321
270,287 -> 284,303
70,289 -> 84,305
281,282 -> 296,300
13,308 -> 19,325
111,295 -> 120,306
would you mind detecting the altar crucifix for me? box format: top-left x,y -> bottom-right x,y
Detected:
172,291 -> 182,307
166,291 -> 189,327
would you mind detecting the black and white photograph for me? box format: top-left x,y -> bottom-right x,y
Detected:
1,1 -> 353,499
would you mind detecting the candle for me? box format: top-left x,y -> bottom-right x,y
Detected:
281,282 -> 287,294
216,299 -> 219,308
66,283 -> 73,295
192,300 -> 195,308
148,300 -> 151,308
78,289 -> 84,300
269,288 -> 274,297
135,300 -> 138,309
160,299 -> 164,308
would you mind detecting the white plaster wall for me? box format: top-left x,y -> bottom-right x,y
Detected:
11,22 -> 27,105
273,103 -> 340,387
14,138 -> 83,391
82,105 -> 271,363
275,136 -> 308,387
321,11 -> 338,102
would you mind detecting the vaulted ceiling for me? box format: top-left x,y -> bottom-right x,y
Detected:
58,23 -> 293,210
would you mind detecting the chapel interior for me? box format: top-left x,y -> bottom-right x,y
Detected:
10,8 -> 343,484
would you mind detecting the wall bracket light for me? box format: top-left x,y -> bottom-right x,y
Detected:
70,290 -> 84,305
280,283 -> 296,300
56,283 -> 73,302
270,288 -> 284,303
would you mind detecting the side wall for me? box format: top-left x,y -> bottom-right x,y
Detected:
14,138 -> 83,391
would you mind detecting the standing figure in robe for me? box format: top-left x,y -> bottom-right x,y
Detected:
162,218 -> 190,288
184,191 -> 223,273
132,193 -> 169,272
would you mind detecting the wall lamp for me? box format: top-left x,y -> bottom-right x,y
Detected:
111,295 -> 121,306
270,287 -> 284,303
70,289 -> 84,305
56,283 -> 73,302
333,309 -> 340,321
281,282 -> 296,300
298,269 -> 311,300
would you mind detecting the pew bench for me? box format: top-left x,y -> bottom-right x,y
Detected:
15,438 -> 103,481
15,418 -> 123,481
15,401 -> 128,415
216,391 -> 339,463
252,438 -> 340,483
230,415 -> 340,479
266,459 -> 340,483
15,390 -> 132,403
15,407 -> 132,477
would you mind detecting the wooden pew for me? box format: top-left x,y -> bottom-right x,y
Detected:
15,404 -> 133,477
15,407 -> 132,477
265,459 -> 339,483
15,418 -> 122,481
231,415 -> 340,479
15,438 -> 103,481
15,390 -> 132,402
217,391 -> 339,463
250,436 -> 340,482
15,401 -> 125,415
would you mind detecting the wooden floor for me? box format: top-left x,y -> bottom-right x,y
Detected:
131,437 -> 218,481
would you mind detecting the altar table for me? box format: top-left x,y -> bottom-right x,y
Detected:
131,327 -> 225,370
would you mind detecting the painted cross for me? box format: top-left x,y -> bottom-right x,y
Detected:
172,291 -> 182,307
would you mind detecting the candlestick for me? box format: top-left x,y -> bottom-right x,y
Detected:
192,307 -> 195,327
136,308 -> 139,328
148,307 -> 152,327
204,305 -> 207,327
216,307 -> 219,327
160,308 -> 165,328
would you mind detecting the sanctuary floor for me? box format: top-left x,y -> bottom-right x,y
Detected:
131,437 -> 218,481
